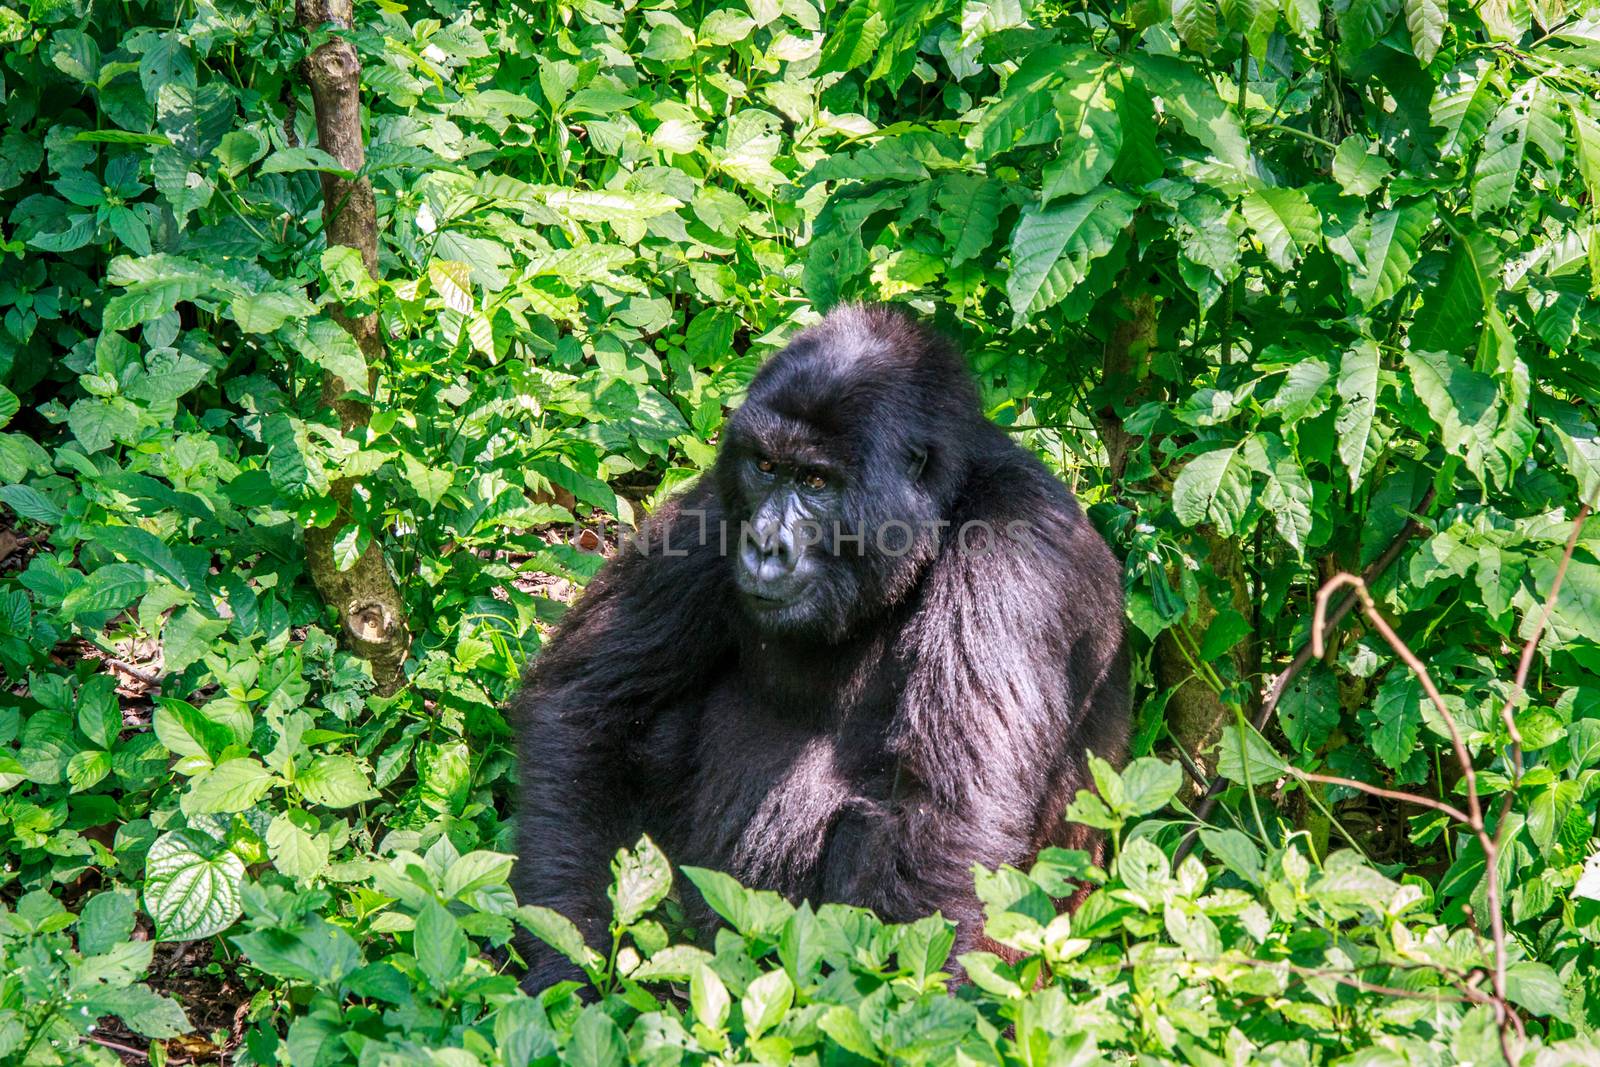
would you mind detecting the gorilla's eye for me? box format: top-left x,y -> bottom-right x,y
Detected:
755,457 -> 775,474
801,469 -> 828,491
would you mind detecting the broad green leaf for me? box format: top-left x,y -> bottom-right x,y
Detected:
690,962 -> 731,1029
231,289 -> 315,333
1249,434 -> 1314,554
1042,64 -> 1121,201
1473,78 -> 1558,217
267,813 -> 330,882
428,259 -> 474,314
1336,340 -> 1381,491
67,398 -> 141,453
815,0 -> 886,76
1431,57 -> 1502,160
1568,100 -> 1600,209
515,905 -> 603,973
1172,442 -> 1252,533
414,899 -> 469,991
78,889 -> 138,956
1118,758 -> 1183,816
259,146 -> 356,179
1403,349 -> 1500,479
1172,0 -> 1218,52
1367,672 -> 1422,771
1351,200 -> 1432,309
295,754 -> 378,808
285,318 -> 369,395
1332,136 -> 1389,196
1410,228 -> 1499,354
609,835 -> 672,926
741,968 -> 794,1039
103,275 -> 220,330
967,46 -> 1087,159
563,1008 -> 626,1067
144,829 -> 246,941
936,176 -> 1004,266
1006,188 -> 1137,326
1241,186 -> 1321,269
183,757 -> 276,815
1217,721 -> 1289,783
0,485 -> 62,524
1133,54 -> 1257,183
1404,0 -> 1445,64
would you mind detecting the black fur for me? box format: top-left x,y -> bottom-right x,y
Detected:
510,304 -> 1129,987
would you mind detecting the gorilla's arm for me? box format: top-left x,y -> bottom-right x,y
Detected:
511,482 -> 734,985
821,472 -> 1128,947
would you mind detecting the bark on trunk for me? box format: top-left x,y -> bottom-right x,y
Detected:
297,0 -> 410,692
1097,292 -> 1255,782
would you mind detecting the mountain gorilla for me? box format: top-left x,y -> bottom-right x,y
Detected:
511,304 -> 1128,988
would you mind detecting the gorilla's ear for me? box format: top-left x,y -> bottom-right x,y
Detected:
906,447 -> 928,482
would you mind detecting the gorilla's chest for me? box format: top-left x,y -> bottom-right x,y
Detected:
680,669 -> 898,899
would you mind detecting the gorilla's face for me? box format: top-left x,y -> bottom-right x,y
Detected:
717,423 -> 944,641
713,306 -> 978,640
722,436 -> 857,636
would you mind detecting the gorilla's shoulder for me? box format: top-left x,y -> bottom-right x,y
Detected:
941,426 -> 1120,592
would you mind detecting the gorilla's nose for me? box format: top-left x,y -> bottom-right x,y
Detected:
742,514 -> 799,586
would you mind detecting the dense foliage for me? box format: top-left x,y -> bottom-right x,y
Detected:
2,0 -> 1600,1061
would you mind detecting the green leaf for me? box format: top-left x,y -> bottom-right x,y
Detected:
285,318 -> 369,395
267,813 -> 330,882
1367,672 -> 1423,771
1552,425 -> 1600,505
259,146 -> 356,179
1410,228 -> 1498,354
1506,961 -> 1571,1023
515,906 -> 603,974
1277,664 -> 1339,754
232,290 -> 316,333
568,1007 -> 628,1067
1133,54 -> 1256,181
295,754 -> 378,808
819,1005 -> 880,1060
79,889 -> 138,956
815,0 -> 886,76
1173,442 -> 1252,534
1042,64 -> 1121,201
1241,186 -> 1322,270
1402,349 -> 1500,478
184,757 -> 276,815
103,275 -> 219,331
0,485 -> 62,525
967,46 -> 1085,159
144,829 -> 246,941
428,258 -> 475,314
1006,188 -> 1136,326
681,867 -> 795,937
1431,58 -> 1503,160
1351,200 -> 1432,309
1336,340 -> 1382,491
414,899 -> 469,991
1118,757 -> 1183,816
1404,0 -> 1445,65
609,834 -> 672,926
690,962 -> 731,1030
935,177 -> 1004,266
1217,721 -> 1289,783
1332,136 -> 1390,196
67,397 -> 141,453
741,968 -> 794,1040
1473,78 -> 1557,217
1249,433 -> 1314,554
1172,0 -> 1219,53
